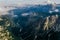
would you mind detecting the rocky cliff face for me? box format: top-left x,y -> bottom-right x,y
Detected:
0,13 -> 60,40
43,14 -> 58,30
10,13 -> 60,40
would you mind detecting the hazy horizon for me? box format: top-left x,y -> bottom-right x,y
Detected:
0,0 -> 60,6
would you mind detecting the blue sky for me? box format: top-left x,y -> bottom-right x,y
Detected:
0,0 -> 60,5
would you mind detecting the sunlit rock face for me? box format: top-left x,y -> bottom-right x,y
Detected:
0,15 -> 14,40
44,14 -> 58,30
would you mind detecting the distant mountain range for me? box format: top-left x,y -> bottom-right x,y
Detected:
7,4 -> 60,18
8,4 -> 60,13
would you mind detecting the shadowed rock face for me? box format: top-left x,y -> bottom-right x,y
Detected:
9,12 -> 60,40
0,11 -> 60,40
